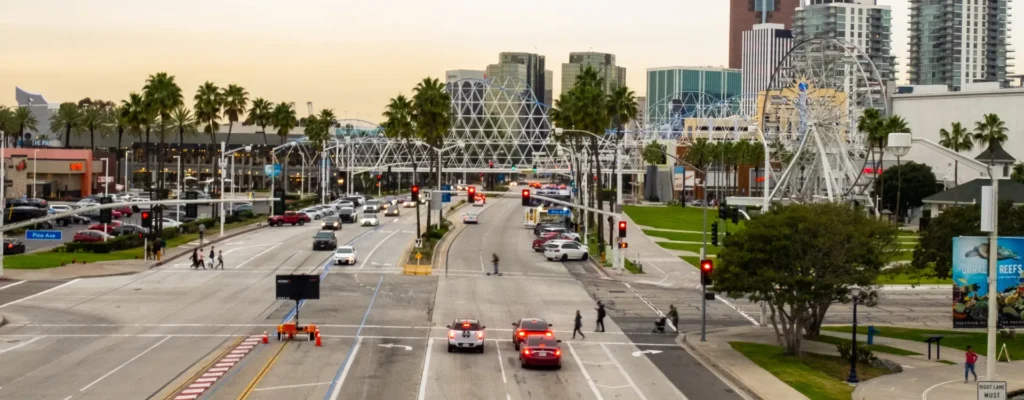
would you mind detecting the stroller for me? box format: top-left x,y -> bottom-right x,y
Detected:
653,317 -> 668,333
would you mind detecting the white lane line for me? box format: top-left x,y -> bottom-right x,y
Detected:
443,273 -> 576,281
566,342 -> 604,400
359,230 -> 401,269
233,243 -> 281,269
254,381 -> 330,392
416,334 -> 434,400
600,344 -> 649,400
62,396 -> 73,400
0,279 -> 79,309
0,336 -> 42,354
329,336 -> 362,399
922,379 -> 960,400
79,336 -> 172,392
0,281 -> 26,291
494,341 -> 512,400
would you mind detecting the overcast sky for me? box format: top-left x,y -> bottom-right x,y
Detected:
1,0 -> 1019,119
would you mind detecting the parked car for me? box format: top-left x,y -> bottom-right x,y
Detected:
301,208 -> 323,220
3,238 -> 25,255
543,241 -> 589,262
73,230 -> 112,243
232,203 -> 253,215
4,206 -> 49,225
111,223 -> 148,237
88,221 -> 123,234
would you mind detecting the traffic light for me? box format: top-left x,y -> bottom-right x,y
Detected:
99,196 -> 113,224
411,185 -> 420,202
731,207 -> 740,224
185,191 -> 198,218
618,221 -> 627,238
521,189 -> 530,206
467,186 -> 476,199
376,174 -> 381,181
532,164 -> 537,173
700,259 -> 713,286
718,205 -> 727,219
511,164 -> 517,171
140,210 -> 153,228
711,222 -> 719,246
618,242 -> 628,249
273,188 -> 285,215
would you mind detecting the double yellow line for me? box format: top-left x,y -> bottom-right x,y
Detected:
237,342 -> 288,400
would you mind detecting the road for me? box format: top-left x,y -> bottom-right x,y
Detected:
0,195 -> 751,400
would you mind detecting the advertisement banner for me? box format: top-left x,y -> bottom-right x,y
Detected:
952,237 -> 1024,328
673,166 -> 685,191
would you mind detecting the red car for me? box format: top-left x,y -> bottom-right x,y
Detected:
532,232 -> 567,252
519,335 -> 562,369
116,205 -> 133,217
512,318 -> 554,350
74,230 -> 112,243
88,221 -> 123,234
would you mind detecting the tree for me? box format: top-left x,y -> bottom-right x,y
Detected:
170,106 -> 196,146
606,86 -> 638,228
0,107 -> 12,146
745,141 -> 766,197
194,81 -> 222,196
144,72 -> 184,201
715,203 -> 899,354
551,90 -> 587,224
642,140 -> 666,167
50,103 -> 82,149
246,98 -> 274,145
77,104 -> 111,151
11,106 -> 39,147
412,77 -> 452,231
973,113 -> 1009,166
912,201 -> 1024,279
111,105 -> 131,184
872,162 -> 938,220
383,94 -> 419,237
884,116 -> 911,218
938,122 -> 973,204
567,66 -> 611,248
270,102 -> 296,191
1012,163 -> 1024,184
221,84 -> 249,145
122,93 -> 148,188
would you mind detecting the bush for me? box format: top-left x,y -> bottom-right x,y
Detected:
64,234 -> 144,254
835,342 -> 877,363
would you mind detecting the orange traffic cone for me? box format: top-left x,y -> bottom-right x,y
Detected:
262,330 -> 269,344
315,330 -> 322,347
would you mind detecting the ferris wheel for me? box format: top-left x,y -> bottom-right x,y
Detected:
758,38 -> 887,204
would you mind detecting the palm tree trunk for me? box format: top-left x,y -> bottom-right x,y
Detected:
145,127 -> 152,193
593,139 -> 604,254
64,125 -> 72,149
158,125 -> 166,200
262,127 -> 269,145
953,160 -> 959,206
116,128 -> 124,185
227,122 -> 233,146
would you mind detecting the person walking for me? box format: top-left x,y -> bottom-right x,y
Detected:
189,248 -> 199,269
595,301 -> 606,332
197,248 -> 205,270
965,346 -> 978,383
667,304 -> 679,331
208,247 -> 216,269
215,250 -> 225,269
197,223 -> 206,245
490,253 -> 501,276
573,310 -> 586,339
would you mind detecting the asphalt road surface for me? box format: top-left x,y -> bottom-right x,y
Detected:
0,196 -> 752,400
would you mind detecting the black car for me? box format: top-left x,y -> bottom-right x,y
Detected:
338,208 -> 357,223
4,206 -> 49,225
533,222 -> 566,237
321,217 -> 342,231
312,230 -> 337,251
3,238 -> 25,255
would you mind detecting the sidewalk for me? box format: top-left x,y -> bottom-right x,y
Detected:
680,326 -> 808,400
617,212 -> 701,285
853,361 -> 1024,400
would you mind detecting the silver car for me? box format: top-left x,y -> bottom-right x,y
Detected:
447,319 -> 486,353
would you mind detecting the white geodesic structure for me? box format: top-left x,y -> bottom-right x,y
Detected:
641,92 -> 759,144
759,37 -> 887,203
320,76 -> 646,175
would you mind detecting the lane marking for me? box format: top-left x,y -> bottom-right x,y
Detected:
233,243 -> 282,269
0,281 -> 26,291
0,336 -> 42,354
331,337 -> 361,394
494,340 -> 512,400
567,342 -> 604,400
253,382 -> 330,392
0,279 -> 79,309
324,276 -> 384,400
238,343 -> 287,400
415,334 -> 434,400
359,230 -> 401,269
600,343 -> 649,400
80,336 -> 171,392
922,379 -> 960,400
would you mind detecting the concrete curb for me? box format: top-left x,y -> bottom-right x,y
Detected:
150,223 -> 268,268
679,333 -> 767,400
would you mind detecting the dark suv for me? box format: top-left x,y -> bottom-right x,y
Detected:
338,208 -> 357,223
312,230 -> 338,251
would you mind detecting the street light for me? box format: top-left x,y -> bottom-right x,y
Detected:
101,157 -> 109,241
414,140 -> 465,228
125,150 -> 132,191
173,155 -> 181,219
847,286 -> 862,384
888,132 -> 999,380
220,143 -> 252,236
32,149 -> 38,198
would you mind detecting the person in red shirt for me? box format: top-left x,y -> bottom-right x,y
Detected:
965,346 -> 978,383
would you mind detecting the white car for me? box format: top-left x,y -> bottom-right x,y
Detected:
402,201 -> 417,209
463,213 -> 479,224
544,241 -> 589,262
50,204 -> 73,214
360,215 -> 380,226
302,208 -> 323,220
473,199 -> 484,207
333,246 -> 357,265
447,318 -> 486,353
160,218 -> 182,228
364,204 -> 380,213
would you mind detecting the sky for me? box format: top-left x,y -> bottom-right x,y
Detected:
1,0 -> 1020,121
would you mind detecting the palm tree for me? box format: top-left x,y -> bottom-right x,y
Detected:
0,107 -> 11,146
170,106 -> 196,146
144,72 -> 184,201
383,94 -> 419,237
221,84 -> 249,145
121,93 -> 147,188
973,113 -> 1009,166
551,91 -> 586,216
745,141 -> 766,197
857,108 -> 885,187
77,104 -> 111,151
938,122 -> 973,204
50,103 -> 82,149
246,98 -> 274,145
412,77 -> 452,231
271,102 -> 296,191
194,81 -> 222,191
111,105 -> 131,184
567,66 -> 610,248
11,106 -> 39,147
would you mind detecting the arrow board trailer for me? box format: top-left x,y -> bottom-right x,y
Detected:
275,274 -> 321,341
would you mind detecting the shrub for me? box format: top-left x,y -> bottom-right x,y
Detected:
64,234 -> 144,254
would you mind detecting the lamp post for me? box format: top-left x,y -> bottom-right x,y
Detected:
101,157 -> 109,241
269,142 -> 297,214
220,143 -> 252,236
847,286 -> 861,384
32,149 -> 38,198
173,156 -> 181,219
0,126 -> 6,278
415,140 -> 466,228
126,150 -> 132,191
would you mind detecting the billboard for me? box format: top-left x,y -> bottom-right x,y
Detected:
673,166 -> 685,191
952,237 -> 1024,328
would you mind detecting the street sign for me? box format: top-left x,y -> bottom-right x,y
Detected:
415,238 -> 422,248
977,381 -> 1006,399
264,164 -> 282,177
547,208 -> 570,216
25,230 -> 62,241
441,185 -> 452,203
415,252 -> 422,260
98,176 -> 113,183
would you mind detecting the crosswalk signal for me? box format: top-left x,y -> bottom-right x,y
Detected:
711,222 -> 719,246
618,221 -> 627,238
141,210 -> 152,228
700,259 -> 713,286
411,185 -> 420,202
489,160 -> 494,169
511,164 -> 517,171
521,189 -> 530,206
467,186 -> 476,199
618,242 -> 628,249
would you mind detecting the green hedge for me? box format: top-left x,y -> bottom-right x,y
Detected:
64,234 -> 144,254
60,211 -> 259,254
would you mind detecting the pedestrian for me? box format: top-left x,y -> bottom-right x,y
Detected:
491,253 -> 500,276
197,248 -> 205,270
197,223 -> 205,245
667,304 -> 679,330
216,250 -> 225,269
965,346 -> 978,383
573,310 -> 586,339
189,248 -> 198,269
595,301 -> 606,332
208,247 -> 216,269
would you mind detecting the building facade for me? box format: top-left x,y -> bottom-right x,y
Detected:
485,52 -> 551,104
741,23 -> 795,115
560,52 -> 627,96
793,0 -> 896,82
445,69 -> 486,83
908,0 -> 1012,89
729,0 -> 800,69
646,67 -> 743,123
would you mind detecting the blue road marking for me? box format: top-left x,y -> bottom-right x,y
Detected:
323,276 -> 384,400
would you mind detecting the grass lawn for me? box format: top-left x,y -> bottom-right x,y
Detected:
5,218 -> 263,270
680,256 -> 702,268
642,229 -> 710,243
877,265 -> 953,285
584,236 -> 642,274
822,325 -> 1024,361
624,205 -> 745,232
730,341 -> 895,400
659,241 -> 720,256
808,334 -> 922,356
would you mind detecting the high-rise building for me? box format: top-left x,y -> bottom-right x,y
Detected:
485,52 -> 549,104
741,23 -> 795,115
646,67 -> 742,122
729,0 -> 800,69
544,70 -> 553,105
560,52 -> 627,96
445,70 -> 486,83
793,0 -> 896,82
909,0 -> 1012,89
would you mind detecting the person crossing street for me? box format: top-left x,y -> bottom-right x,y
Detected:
573,310 -> 586,339
208,247 -> 216,269
215,250 -> 225,269
595,301 -> 606,332
196,248 -> 205,270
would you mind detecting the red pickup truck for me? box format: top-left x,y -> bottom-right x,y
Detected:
267,211 -> 310,226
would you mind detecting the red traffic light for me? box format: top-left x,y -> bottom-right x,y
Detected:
411,185 -> 419,193
700,259 -> 713,272
522,189 -> 529,197
141,211 -> 151,219
376,174 -> 381,180
617,221 -> 627,238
